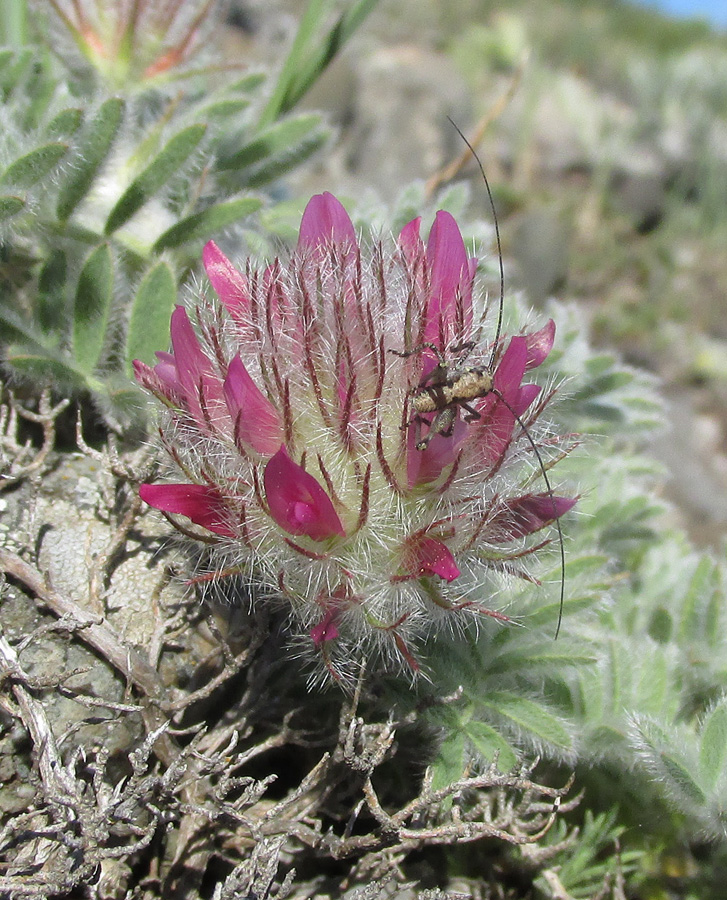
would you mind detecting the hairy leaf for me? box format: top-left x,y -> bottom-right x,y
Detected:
105,124 -> 207,234
217,114 -> 322,171
37,249 -> 67,335
0,142 -> 68,188
126,261 -> 177,374
73,244 -> 114,374
45,107 -> 84,138
0,195 -> 24,220
57,97 -> 124,221
152,197 -> 261,252
478,691 -> 575,754
699,699 -> 727,793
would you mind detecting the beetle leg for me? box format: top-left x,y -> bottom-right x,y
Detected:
416,406 -> 456,450
390,342 -> 447,368
461,402 -> 482,422
448,340 -> 476,364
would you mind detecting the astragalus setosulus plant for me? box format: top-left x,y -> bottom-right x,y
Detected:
4,175 -> 727,895
133,181 -> 727,894
0,0 -> 378,424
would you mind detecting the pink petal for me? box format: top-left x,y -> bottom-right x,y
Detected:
470,337 -> 527,466
494,335 -> 528,398
140,483 -> 236,538
153,351 -> 178,384
517,383 -> 541,414
297,192 -> 356,252
203,241 -> 250,322
310,609 -> 339,646
133,357 -> 181,404
398,216 -> 423,265
223,355 -> 282,456
264,446 -> 345,541
524,320 -> 556,370
424,210 -> 474,345
406,414 -> 465,487
491,493 -> 576,541
401,535 -> 460,582
169,306 -> 226,431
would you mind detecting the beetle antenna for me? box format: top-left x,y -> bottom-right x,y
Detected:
446,116 -> 504,372
491,389 -> 566,639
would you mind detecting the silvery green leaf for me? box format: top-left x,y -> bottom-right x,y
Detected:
105,124 -> 207,234
125,261 -> 177,374
152,197 -> 261,252
57,97 -> 124,222
0,142 -> 68,188
72,243 -> 113,374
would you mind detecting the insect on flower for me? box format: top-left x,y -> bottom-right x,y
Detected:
392,121 -> 567,638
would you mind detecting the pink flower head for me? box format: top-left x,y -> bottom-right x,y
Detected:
136,193 -> 574,684
47,0 -> 219,86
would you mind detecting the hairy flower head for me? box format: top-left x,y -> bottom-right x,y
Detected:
135,193 -> 574,683
43,0 -> 220,85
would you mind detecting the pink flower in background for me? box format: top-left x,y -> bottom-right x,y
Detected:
135,192 -> 574,683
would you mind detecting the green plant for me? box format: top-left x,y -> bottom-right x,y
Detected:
0,0 -> 379,424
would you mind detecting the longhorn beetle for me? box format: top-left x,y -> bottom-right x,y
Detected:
391,118 -> 567,639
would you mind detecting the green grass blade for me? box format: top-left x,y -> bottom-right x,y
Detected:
258,0 -> 330,127
260,0 -> 379,123
152,197 -> 261,252
105,124 -> 207,234
283,0 -> 380,111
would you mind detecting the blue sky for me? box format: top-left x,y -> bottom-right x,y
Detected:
631,0 -> 727,29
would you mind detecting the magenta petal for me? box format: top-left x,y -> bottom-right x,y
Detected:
398,216 -> 423,265
424,210 -> 474,344
297,192 -> 356,252
140,483 -> 236,538
494,335 -> 528,397
169,306 -> 211,398
224,356 -> 282,456
471,337 -> 528,466
524,320 -> 556,370
310,609 -> 339,647
517,383 -> 541,415
264,446 -> 345,541
169,306 -> 226,429
404,535 -> 460,582
407,414 -> 465,487
493,493 -> 576,541
203,241 -> 250,321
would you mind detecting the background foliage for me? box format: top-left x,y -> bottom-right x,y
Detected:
2,0 -> 727,898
